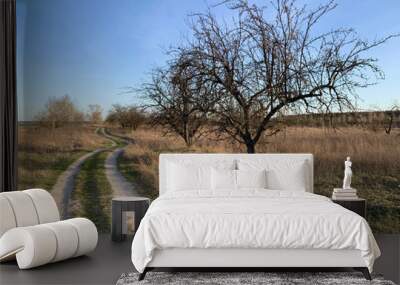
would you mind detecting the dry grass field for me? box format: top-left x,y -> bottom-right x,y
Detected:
18,124 -> 109,190
16,122 -> 400,233
117,126 -> 400,233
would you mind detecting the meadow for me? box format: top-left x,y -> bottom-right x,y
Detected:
116,126 -> 400,233
17,123 -> 122,232
17,122 -> 400,233
17,124 -> 109,190
70,151 -> 113,232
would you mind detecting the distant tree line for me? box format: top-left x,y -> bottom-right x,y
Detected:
36,95 -> 103,128
35,95 -> 147,131
105,104 -> 146,130
35,94 -> 398,137
284,108 -> 400,132
138,0 -> 397,152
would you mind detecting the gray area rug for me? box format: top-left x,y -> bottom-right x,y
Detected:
116,272 -> 395,285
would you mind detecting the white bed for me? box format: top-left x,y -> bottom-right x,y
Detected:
131,154 -> 380,280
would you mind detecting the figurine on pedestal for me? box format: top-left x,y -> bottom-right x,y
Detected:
332,157 -> 358,200
343,156 -> 352,189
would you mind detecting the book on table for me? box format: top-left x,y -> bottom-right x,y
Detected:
332,188 -> 358,200
333,188 -> 357,193
332,194 -> 359,199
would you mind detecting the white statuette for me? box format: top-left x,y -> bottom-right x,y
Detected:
342,156 -> 352,189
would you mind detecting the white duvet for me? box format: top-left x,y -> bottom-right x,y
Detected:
131,190 -> 380,273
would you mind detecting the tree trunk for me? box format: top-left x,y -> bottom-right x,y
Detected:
183,123 -> 192,147
384,113 -> 393,134
184,136 -> 192,147
245,142 -> 256,153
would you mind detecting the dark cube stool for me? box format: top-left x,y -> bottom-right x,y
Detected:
111,196 -> 150,242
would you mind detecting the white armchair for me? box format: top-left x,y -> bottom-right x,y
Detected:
0,189 -> 98,269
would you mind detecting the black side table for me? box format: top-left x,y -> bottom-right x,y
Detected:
111,197 -> 150,242
332,198 -> 366,218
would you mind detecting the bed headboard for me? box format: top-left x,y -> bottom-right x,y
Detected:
159,153 -> 314,196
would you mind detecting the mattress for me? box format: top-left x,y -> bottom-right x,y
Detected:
131,190 -> 380,273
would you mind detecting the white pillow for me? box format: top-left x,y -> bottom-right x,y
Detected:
211,168 -> 237,190
167,162 -> 211,191
270,160 -> 307,191
236,169 -> 267,189
238,159 -> 308,191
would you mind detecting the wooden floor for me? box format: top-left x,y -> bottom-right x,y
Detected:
0,234 -> 398,285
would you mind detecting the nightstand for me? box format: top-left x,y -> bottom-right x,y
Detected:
332,198 -> 366,218
111,197 -> 150,242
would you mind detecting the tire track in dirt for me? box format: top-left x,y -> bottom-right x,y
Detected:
102,129 -> 139,197
51,128 -> 115,218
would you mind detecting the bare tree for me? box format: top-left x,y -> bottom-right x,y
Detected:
106,104 -> 145,130
36,94 -> 84,128
87,104 -> 103,124
141,54 -> 213,147
176,0 -> 396,152
384,103 -> 400,134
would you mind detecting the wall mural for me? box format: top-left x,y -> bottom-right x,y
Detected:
17,0 -> 400,233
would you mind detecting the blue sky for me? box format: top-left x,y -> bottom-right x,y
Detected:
17,0 -> 400,120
